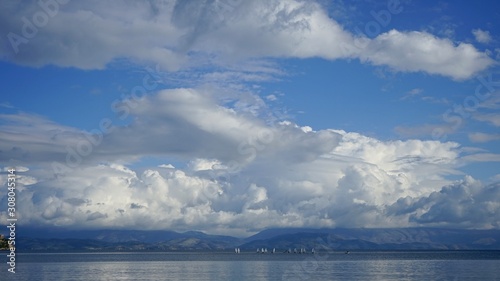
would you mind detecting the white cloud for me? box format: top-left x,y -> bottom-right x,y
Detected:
3,87 -> 498,234
1,1 -> 498,236
469,132 -> 500,143
100,88 -> 276,164
158,164 -> 175,169
330,130 -> 461,197
0,0 -> 493,80
266,94 -> 278,101
476,91 -> 500,110
388,176 -> 500,228
491,174 -> 500,182
473,113 -> 500,127
461,153 -> 500,162
400,88 -> 423,100
0,113 -> 89,164
359,30 -> 493,80
472,29 -> 492,44
4,155 -> 495,234
0,1 -> 184,70
2,166 -> 29,172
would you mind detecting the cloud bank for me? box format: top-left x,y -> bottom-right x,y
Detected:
1,88 -> 498,236
1,0 -> 499,236
0,0 -> 493,79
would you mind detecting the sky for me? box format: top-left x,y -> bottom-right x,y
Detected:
0,0 -> 500,237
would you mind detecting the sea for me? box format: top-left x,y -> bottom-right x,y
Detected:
2,251 -> 500,280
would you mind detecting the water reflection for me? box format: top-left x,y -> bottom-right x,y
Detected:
2,252 -> 500,281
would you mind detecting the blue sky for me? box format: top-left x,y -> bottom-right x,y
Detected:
0,0 -> 499,236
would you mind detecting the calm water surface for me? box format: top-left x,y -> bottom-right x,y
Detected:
2,251 -> 500,280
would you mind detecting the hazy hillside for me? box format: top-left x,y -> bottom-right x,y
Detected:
242,228 -> 500,251
4,227 -> 499,252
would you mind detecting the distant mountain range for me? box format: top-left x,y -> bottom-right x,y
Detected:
9,228 -> 240,252
3,227 -> 500,252
241,228 -> 500,251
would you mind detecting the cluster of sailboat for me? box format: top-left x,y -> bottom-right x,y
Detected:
234,247 -> 316,254
256,248 -> 272,254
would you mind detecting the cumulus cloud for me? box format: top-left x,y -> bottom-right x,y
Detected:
2,87 -> 499,234
472,29 -> 493,44
0,0 -> 493,80
266,94 -> 278,101
359,30 -> 493,80
388,176 -> 500,228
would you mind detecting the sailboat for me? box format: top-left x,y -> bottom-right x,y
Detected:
234,248 -> 240,253
272,248 -> 276,254
311,248 -> 315,254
